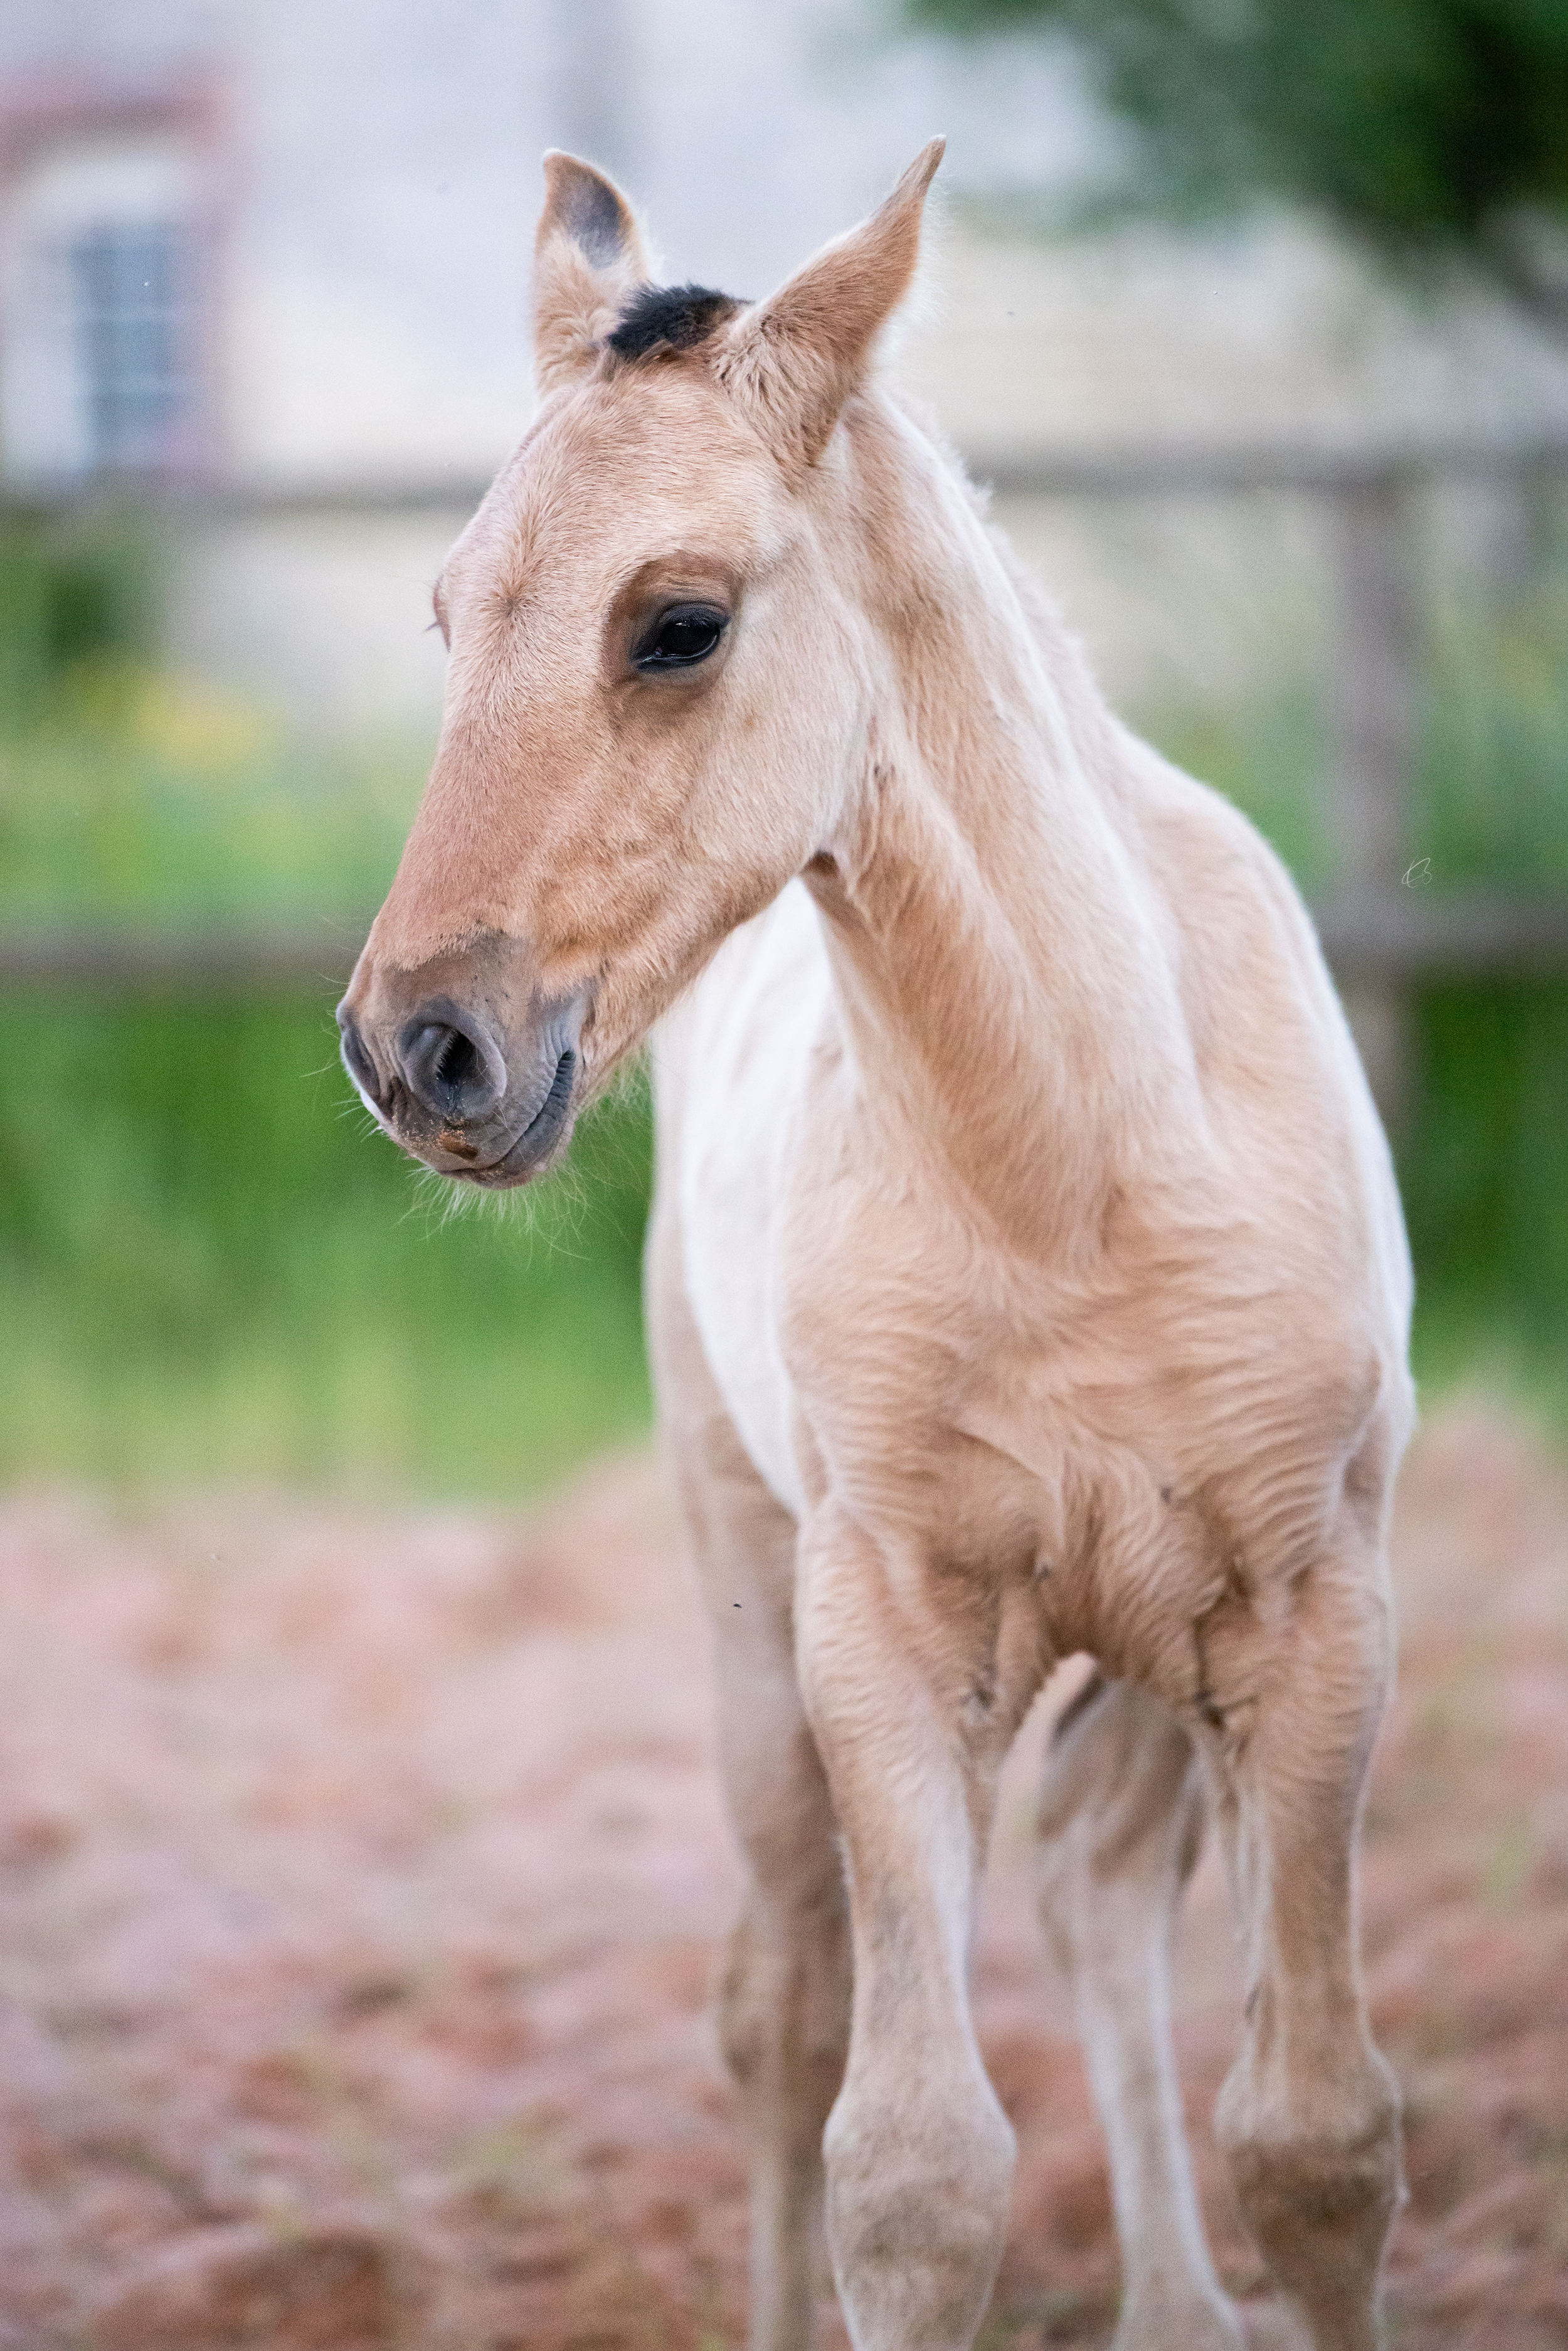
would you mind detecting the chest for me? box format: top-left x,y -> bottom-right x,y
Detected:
668,888 -> 1382,1630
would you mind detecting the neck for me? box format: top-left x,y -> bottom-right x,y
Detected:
805,398 -> 1197,1252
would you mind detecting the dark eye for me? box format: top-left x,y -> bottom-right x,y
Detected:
633,603 -> 728,671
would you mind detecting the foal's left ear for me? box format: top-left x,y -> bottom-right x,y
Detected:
532,152 -> 650,394
716,137 -> 945,470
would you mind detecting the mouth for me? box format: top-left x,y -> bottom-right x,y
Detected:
444,1043 -> 580,1187
338,957 -> 591,1189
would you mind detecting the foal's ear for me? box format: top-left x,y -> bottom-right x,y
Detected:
716,138 -> 945,469
532,152 -> 650,394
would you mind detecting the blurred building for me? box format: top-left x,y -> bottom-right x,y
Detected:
3,0 -> 1567,726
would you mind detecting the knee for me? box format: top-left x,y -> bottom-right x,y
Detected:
824,2071 -> 1015,2345
1216,2042 -> 1403,2298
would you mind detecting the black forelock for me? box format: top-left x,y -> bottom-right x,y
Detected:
605,282 -> 743,361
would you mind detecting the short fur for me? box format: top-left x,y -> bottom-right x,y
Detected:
340,140 -> 1413,2351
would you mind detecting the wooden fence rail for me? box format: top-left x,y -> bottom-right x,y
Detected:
7,438 -> 1568,1115
4,888 -> 1565,991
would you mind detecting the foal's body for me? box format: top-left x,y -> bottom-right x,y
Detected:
341,144 -> 1412,2351
653,400 -> 1411,2351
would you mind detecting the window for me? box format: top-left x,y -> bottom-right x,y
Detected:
0,118 -> 216,480
70,218 -> 196,469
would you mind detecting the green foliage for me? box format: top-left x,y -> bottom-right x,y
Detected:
1417,564 -> 1568,892
0,513 -> 416,937
3,507 -> 1564,1489
0,686 -> 419,935
0,509 -> 164,726
0,602 -> 654,1495
911,0 -> 1568,316
1401,563 -> 1568,1405
1403,978 -> 1568,1368
0,987 -> 653,1494
1152,565 -> 1568,1419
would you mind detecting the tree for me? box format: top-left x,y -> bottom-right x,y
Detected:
909,0 -> 1568,325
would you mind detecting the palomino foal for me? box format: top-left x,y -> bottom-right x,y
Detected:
339,145 -> 1413,2351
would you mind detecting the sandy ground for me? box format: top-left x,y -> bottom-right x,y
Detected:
0,1401 -> 1564,2350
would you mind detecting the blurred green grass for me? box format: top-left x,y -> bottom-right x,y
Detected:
1155,562 -> 1568,1432
0,989 -> 654,1494
1,512 -> 1564,1495
0,514 -> 654,1497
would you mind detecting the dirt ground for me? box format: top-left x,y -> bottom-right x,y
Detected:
0,1400 -> 1564,2350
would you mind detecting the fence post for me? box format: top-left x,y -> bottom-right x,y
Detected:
1327,467 -> 1419,1127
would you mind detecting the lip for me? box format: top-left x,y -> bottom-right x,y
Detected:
445,1043 -> 580,1186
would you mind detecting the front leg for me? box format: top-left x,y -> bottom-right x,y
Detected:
712,1557 -> 852,2351
795,1509 -> 1024,2351
1201,1539 -> 1404,2351
649,1189 -> 849,2351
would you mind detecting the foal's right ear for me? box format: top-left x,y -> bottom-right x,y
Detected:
714,139 -> 944,471
532,152 -> 650,395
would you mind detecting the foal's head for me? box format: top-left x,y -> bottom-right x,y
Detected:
338,141 -> 943,1186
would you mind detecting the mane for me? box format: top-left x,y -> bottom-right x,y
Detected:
848,388 -> 1121,779
606,282 -> 743,360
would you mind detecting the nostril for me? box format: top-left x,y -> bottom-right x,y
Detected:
399,1012 -> 505,1121
337,1007 -> 384,1105
430,1027 -> 482,1095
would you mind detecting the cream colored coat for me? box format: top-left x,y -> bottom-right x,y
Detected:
341,144 -> 1414,2351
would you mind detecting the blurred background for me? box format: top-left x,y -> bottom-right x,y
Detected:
3,11 -> 1568,2347
1,0 -> 1565,1491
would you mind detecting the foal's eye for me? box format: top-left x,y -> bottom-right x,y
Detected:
633,603 -> 728,671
